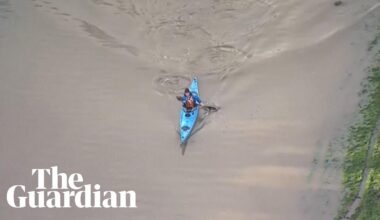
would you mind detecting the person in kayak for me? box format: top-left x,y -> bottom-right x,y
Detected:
177,88 -> 203,111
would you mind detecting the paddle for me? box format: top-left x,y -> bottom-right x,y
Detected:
200,104 -> 220,112
176,96 -> 220,112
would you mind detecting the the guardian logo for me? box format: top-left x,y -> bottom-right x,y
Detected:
6,166 -> 137,208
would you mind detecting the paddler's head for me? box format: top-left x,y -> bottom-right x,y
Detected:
184,88 -> 190,97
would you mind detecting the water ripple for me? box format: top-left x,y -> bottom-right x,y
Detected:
153,74 -> 191,96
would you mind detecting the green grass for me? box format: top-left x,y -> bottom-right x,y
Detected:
336,45 -> 380,219
353,136 -> 380,220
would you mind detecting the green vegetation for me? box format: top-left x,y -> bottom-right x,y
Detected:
368,30 -> 380,52
354,151 -> 380,219
336,36 -> 380,219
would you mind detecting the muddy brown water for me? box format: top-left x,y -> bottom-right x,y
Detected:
1,0 -> 380,219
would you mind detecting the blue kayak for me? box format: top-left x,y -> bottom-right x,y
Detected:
179,78 -> 200,144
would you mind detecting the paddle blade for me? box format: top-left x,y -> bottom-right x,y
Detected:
201,104 -> 220,112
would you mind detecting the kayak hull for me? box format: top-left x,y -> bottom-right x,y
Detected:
179,78 -> 199,144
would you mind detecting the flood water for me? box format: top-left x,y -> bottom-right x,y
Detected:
1,0 -> 380,219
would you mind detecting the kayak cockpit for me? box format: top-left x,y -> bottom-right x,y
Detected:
181,126 -> 190,131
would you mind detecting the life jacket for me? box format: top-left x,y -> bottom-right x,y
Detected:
185,96 -> 195,109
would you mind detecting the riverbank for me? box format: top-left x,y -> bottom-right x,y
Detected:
336,29 -> 380,220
